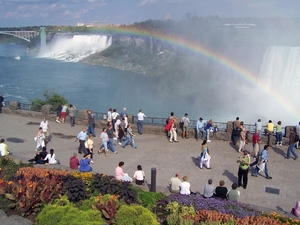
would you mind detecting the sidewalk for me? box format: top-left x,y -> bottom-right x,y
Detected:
1,113 -> 299,217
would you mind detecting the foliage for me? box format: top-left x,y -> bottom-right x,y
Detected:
262,211 -> 300,225
0,193 -> 15,212
95,194 -> 120,223
0,167 -> 69,216
0,156 -> 29,180
166,201 -> 196,225
100,45 -> 125,57
62,174 -> 86,202
36,196 -> 105,225
167,194 -> 261,219
91,173 -> 138,204
115,204 -> 159,225
132,186 -> 167,210
70,171 -> 93,193
30,89 -> 68,111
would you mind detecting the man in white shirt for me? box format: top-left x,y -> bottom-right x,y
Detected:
137,109 -> 147,135
40,117 -> 50,143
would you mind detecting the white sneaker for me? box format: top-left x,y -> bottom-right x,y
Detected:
118,142 -> 122,145
90,160 -> 94,164
207,140 -> 211,142
56,120 -> 60,123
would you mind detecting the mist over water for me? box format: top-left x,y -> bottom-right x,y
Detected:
0,38 -> 299,125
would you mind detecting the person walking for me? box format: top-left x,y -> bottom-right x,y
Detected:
87,110 -> 96,137
169,119 -> 179,143
122,123 -> 137,149
106,124 -> 118,154
98,127 -> 109,157
35,127 -> 45,152
199,139 -> 211,169
237,150 -> 250,189
86,134 -> 94,164
75,128 -> 87,155
252,145 -> 272,179
40,117 -> 50,144
285,129 -> 298,160
111,109 -> 119,132
68,104 -> 76,127
137,109 -> 147,135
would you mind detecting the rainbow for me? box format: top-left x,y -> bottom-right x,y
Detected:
101,26 -> 300,121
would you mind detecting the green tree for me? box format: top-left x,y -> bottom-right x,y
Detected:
30,89 -> 68,111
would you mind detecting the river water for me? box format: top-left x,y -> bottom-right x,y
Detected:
1,43 -> 299,125
0,43 -> 200,120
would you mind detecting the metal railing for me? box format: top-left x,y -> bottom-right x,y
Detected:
3,100 -> 285,135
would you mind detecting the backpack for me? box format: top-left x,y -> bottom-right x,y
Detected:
295,134 -> 300,143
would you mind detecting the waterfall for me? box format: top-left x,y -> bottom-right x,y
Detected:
259,46 -> 300,90
255,46 -> 300,124
39,34 -> 112,62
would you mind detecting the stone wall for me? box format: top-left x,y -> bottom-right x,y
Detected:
1,101 -> 292,145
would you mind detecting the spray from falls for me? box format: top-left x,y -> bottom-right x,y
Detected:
39,34 -> 112,62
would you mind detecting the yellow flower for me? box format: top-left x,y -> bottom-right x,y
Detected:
8,181 -> 13,185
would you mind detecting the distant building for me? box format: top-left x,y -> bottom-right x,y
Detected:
223,23 -> 256,29
77,23 -> 85,27
86,23 -> 94,28
165,13 -> 171,21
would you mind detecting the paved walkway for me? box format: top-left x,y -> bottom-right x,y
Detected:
1,113 -> 300,219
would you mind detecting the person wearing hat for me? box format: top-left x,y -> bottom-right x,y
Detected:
237,150 -> 251,189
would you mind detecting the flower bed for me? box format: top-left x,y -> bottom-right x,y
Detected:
0,156 -> 300,225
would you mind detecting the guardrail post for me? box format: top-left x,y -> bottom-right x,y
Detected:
150,167 -> 156,192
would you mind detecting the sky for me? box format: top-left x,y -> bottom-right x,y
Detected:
0,0 -> 299,27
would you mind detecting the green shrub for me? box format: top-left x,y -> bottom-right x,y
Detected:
36,197 -> 105,225
30,89 -> 68,111
0,156 -> 29,180
132,186 -> 166,210
115,204 -> 159,225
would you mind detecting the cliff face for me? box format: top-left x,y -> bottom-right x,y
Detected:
82,35 -> 179,76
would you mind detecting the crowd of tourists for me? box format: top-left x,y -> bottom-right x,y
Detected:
1,103 -> 300,217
